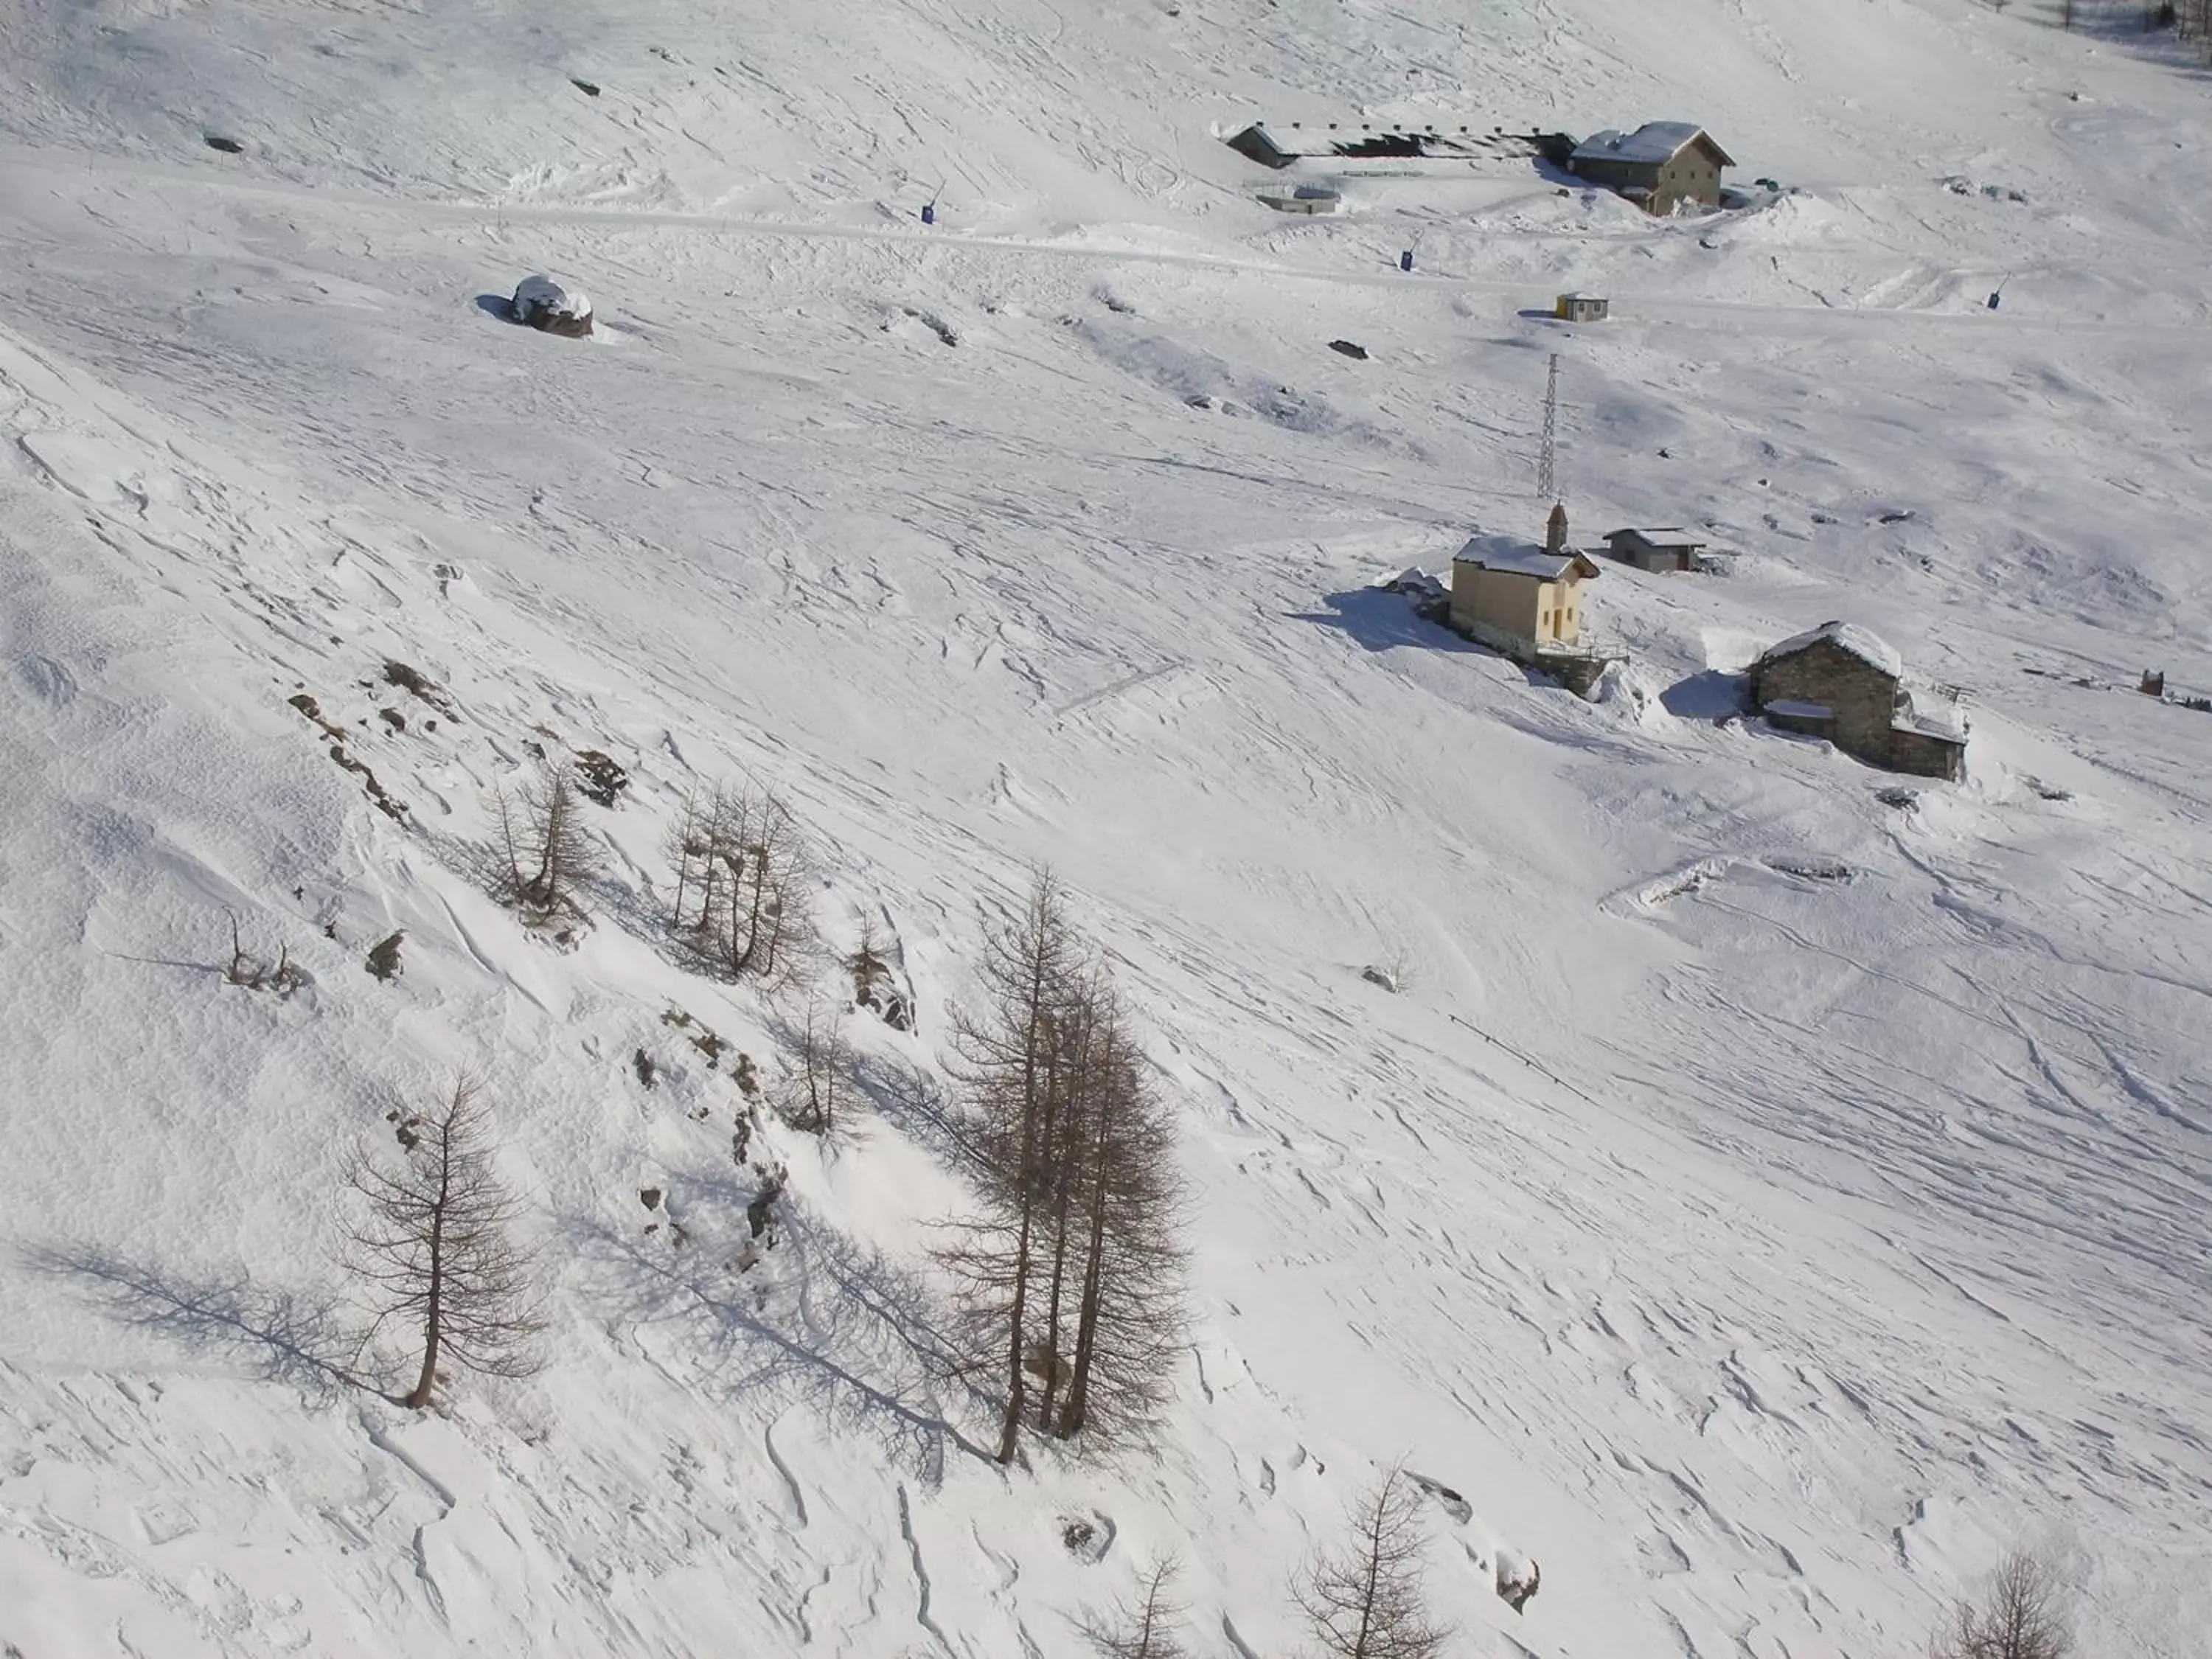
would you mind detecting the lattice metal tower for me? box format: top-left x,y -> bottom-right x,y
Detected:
1537,352 -> 1560,502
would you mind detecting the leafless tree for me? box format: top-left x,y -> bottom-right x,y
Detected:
663,782 -> 815,984
1930,1553 -> 2074,1659
1086,1555 -> 1191,1659
938,869 -> 1085,1464
776,995 -> 860,1141
345,1074 -> 545,1408
494,759 -> 604,917
1050,981 -> 1186,1443
939,873 -> 1186,1462
1296,1466 -> 1453,1659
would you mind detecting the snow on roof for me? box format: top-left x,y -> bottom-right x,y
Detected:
1571,122 -> 1730,167
513,274 -> 592,319
1607,526 -> 1705,547
1453,532 -> 1594,580
1895,692 -> 1968,740
1759,619 -> 1904,678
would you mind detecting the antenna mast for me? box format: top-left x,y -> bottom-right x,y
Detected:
1537,352 -> 1560,503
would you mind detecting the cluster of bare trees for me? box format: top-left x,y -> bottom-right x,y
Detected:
662,783 -> 815,982
941,872 -> 1186,1462
344,1075 -> 544,1409
775,995 -> 860,1139
495,760 -> 605,919
1082,1468 -> 1452,1659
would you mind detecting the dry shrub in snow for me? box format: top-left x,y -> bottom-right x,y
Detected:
223,912 -> 305,995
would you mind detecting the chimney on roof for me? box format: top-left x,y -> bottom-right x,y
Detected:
1545,502 -> 1568,554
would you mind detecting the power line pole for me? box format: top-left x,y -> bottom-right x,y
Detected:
1537,352 -> 1560,503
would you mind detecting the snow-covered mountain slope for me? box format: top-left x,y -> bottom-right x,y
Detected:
1,1 -> 2208,1654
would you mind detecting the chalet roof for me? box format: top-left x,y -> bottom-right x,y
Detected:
1571,122 -> 1735,170
1605,526 -> 1705,549
1453,532 -> 1601,581
1759,620 -> 1903,680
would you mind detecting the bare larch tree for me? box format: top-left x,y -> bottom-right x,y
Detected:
1046,975 -> 1184,1442
663,782 -> 815,982
346,1074 -> 545,1408
940,872 -> 1186,1462
939,869 -> 1084,1464
494,759 -> 603,917
1086,1555 -> 1190,1659
776,995 -> 858,1141
1296,1466 -> 1453,1659
1930,1552 -> 2074,1659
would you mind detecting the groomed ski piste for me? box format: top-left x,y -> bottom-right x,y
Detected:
1,1 -> 2208,1654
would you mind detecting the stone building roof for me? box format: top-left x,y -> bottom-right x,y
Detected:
1759,620 -> 1903,680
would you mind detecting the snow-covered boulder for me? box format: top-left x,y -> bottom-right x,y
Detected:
512,274 -> 594,338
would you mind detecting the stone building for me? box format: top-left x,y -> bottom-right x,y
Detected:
1602,527 -> 1706,572
1747,621 -> 1967,781
1568,122 -> 1733,214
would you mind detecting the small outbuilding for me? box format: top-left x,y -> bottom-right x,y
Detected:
1747,620 -> 1966,780
1568,122 -> 1734,215
1554,292 -> 1609,323
512,274 -> 594,338
1259,184 -> 1342,215
1603,526 -> 1706,572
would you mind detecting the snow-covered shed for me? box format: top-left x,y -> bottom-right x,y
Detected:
1554,292 -> 1609,323
1747,621 -> 1966,780
1450,504 -> 1601,653
1603,526 -> 1705,572
1568,122 -> 1733,214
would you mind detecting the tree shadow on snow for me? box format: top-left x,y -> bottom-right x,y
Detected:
1287,588 -> 1481,655
566,1194 -> 993,1482
853,1054 -> 984,1178
25,1245 -> 375,1399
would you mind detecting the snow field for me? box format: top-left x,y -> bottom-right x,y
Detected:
1,1 -> 2209,1655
